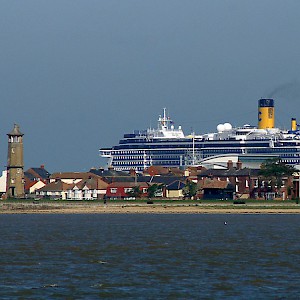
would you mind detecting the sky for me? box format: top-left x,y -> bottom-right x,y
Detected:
1,0 -> 300,173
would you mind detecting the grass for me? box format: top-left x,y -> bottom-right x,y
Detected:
2,198 -> 300,206
2,198 -> 300,213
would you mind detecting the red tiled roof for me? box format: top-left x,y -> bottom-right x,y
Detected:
144,166 -> 184,176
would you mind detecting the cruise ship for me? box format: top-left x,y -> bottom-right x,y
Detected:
100,99 -> 300,171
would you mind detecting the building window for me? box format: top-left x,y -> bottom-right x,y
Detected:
110,188 -> 117,194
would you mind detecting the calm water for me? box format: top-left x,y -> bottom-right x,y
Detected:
1,214 -> 300,299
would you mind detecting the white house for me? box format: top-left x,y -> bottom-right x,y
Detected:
0,170 -> 7,194
36,175 -> 108,200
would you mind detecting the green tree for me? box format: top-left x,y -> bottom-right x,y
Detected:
147,184 -> 164,198
126,186 -> 143,199
259,158 -> 296,193
182,180 -> 197,199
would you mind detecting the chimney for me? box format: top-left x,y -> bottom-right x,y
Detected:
129,169 -> 136,176
227,160 -> 233,169
236,161 -> 242,170
40,164 -> 45,169
184,169 -> 190,177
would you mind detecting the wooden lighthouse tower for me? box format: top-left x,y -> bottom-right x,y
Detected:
6,124 -> 25,198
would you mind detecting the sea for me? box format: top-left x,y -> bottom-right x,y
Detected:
1,214 -> 300,299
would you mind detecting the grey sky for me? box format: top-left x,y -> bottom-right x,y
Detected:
1,0 -> 300,172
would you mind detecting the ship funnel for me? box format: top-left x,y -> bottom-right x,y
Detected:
258,99 -> 275,129
291,118 -> 297,131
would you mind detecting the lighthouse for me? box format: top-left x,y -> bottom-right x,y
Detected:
6,124 -> 25,198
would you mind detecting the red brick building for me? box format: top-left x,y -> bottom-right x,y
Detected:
106,182 -> 149,199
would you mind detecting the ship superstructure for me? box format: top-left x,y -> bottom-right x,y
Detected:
100,100 -> 300,171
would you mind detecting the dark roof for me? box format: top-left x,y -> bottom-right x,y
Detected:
167,180 -> 185,190
107,181 -> 148,188
108,177 -> 135,183
199,168 -> 260,177
38,181 -> 71,192
137,176 -> 187,185
24,171 -> 35,181
89,168 -> 137,184
50,172 -> 97,180
30,167 -> 51,180
89,168 -> 131,177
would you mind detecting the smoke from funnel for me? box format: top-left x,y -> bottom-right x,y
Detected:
267,80 -> 300,98
265,80 -> 300,129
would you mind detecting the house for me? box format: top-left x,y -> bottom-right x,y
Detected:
24,165 -> 51,195
136,175 -> 189,198
89,167 -> 134,183
106,182 -> 149,199
37,172 -> 108,200
197,178 -> 234,200
198,161 -> 260,199
36,179 -> 72,200
198,160 -> 294,200
0,170 -> 7,196
166,180 -> 186,199
293,172 -> 300,199
67,176 -> 108,200
25,165 -> 51,182
49,172 -> 94,184
26,180 -> 47,195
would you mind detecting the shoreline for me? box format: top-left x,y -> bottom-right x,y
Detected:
1,202 -> 300,214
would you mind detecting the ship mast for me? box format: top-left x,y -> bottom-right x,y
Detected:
192,132 -> 195,165
163,107 -> 167,121
159,107 -> 168,130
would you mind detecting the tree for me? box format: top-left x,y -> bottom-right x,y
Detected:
126,186 -> 142,199
147,184 -> 164,198
259,158 -> 296,195
182,180 -> 197,199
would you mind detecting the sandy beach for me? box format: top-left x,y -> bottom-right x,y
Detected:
1,202 -> 300,214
